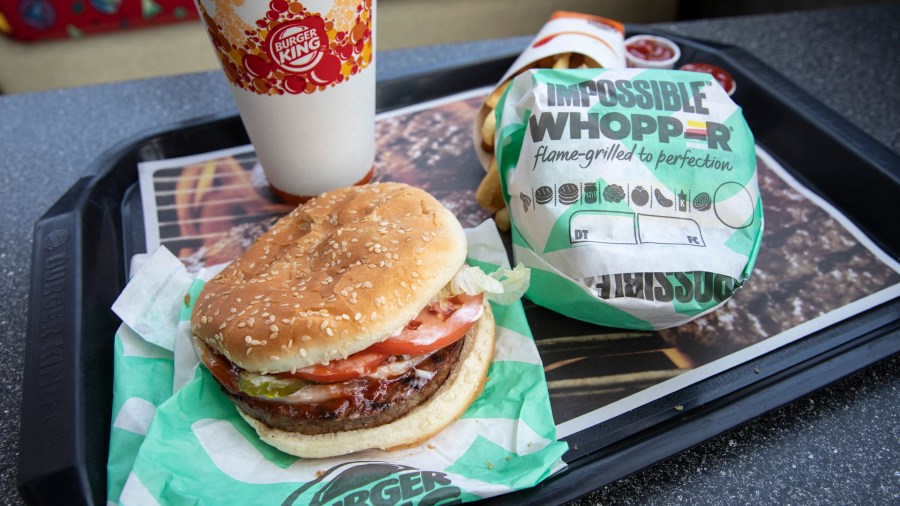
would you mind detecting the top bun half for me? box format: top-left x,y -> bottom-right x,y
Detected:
190,182 -> 467,373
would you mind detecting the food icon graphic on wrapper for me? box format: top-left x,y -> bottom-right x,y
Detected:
654,188 -> 674,208
583,182 -> 598,204
631,186 -> 649,206
603,184 -> 626,204
535,186 -> 554,205
693,192 -> 712,212
558,183 -> 580,205
194,0 -> 376,202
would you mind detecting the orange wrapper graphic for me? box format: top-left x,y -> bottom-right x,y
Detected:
197,0 -> 374,95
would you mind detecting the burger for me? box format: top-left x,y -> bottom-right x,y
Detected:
189,182 -> 495,458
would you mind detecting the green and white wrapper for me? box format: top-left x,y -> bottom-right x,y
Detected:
495,67 -> 763,330
107,221 -> 567,505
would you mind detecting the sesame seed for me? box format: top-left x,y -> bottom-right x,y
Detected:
326,328 -> 334,336
219,322 -> 227,330
238,322 -> 246,328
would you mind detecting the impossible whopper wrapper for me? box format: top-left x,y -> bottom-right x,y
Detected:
495,67 -> 763,330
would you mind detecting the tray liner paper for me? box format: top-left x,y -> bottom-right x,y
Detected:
107,221 -> 567,505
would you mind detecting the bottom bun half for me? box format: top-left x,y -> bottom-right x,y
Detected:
237,302 -> 496,458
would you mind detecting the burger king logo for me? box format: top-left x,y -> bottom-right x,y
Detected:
266,16 -> 327,74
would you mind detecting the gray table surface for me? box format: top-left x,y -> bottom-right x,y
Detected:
2,4 -> 898,505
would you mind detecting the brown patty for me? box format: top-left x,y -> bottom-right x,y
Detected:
225,338 -> 465,435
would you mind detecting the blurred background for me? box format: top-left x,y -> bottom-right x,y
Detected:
0,0 -> 894,94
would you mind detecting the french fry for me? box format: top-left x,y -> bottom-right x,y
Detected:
481,110 -> 497,150
569,53 -> 585,68
494,207 -> 510,232
537,55 -> 557,68
485,80 -> 511,109
552,52 -> 571,69
583,55 -> 602,68
476,157 -> 505,212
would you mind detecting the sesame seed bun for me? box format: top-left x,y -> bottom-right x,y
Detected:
190,182 -> 468,374
237,302 -> 495,457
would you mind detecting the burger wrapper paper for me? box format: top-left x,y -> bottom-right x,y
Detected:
496,67 -> 763,329
107,221 -> 568,505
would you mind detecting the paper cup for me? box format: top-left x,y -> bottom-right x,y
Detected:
194,0 -> 376,203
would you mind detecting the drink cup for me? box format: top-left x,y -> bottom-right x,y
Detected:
194,0 -> 376,203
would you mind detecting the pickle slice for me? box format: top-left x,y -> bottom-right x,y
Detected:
238,372 -> 309,398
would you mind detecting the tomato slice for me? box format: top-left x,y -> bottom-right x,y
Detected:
193,336 -> 241,394
289,350 -> 389,383
369,293 -> 484,356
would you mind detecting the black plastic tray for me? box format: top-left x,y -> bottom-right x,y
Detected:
18,29 -> 900,505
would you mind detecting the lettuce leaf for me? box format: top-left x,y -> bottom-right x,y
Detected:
449,264 -> 530,305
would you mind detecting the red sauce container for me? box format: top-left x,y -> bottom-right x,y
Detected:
679,62 -> 737,96
624,34 -> 680,69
